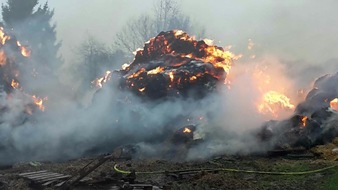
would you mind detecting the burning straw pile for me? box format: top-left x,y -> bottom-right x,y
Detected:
259,72 -> 338,151
91,30 -> 338,157
116,30 -> 234,99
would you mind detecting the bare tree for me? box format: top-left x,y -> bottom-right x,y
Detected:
115,14 -> 155,54
72,35 -> 125,91
114,0 -> 204,55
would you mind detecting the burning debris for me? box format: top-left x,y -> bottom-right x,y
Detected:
296,72 -> 338,115
0,27 -> 337,169
90,30 -> 338,160
115,30 -> 236,99
257,73 -> 338,151
0,27 -> 46,117
258,90 -> 295,118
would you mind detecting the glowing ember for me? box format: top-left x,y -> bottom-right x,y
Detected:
0,50 -> 6,66
92,71 -> 112,88
147,67 -> 164,75
183,127 -> 192,133
301,116 -> 307,127
11,79 -> 20,89
258,91 -> 295,117
138,87 -> 146,92
189,76 -> 197,81
17,41 -> 31,57
31,95 -> 48,111
330,98 -> 338,111
168,71 -> 174,82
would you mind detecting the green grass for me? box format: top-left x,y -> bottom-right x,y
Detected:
318,169 -> 338,190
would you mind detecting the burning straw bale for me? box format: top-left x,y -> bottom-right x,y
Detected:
117,30 -> 235,99
296,72 -> 338,115
256,72 -> 338,151
257,107 -> 338,152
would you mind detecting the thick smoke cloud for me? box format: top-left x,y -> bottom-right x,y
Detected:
0,1 -> 338,164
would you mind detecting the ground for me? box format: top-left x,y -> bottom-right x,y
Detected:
0,149 -> 337,190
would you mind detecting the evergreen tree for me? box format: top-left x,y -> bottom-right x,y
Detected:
2,0 -> 61,72
2,0 -> 38,26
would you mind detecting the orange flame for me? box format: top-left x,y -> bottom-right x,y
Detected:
330,98 -> 338,111
0,50 -> 6,66
11,79 -> 20,89
183,127 -> 192,133
301,116 -> 307,127
127,68 -> 145,79
258,90 -> 295,117
189,76 -> 197,81
17,41 -> 31,57
168,71 -> 174,82
138,87 -> 146,92
128,31 -> 239,88
32,95 -> 48,111
0,27 -> 11,45
92,71 -> 112,88
147,67 -> 164,75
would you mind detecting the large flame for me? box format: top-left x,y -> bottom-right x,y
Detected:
258,90 -> 295,117
119,30 -> 240,99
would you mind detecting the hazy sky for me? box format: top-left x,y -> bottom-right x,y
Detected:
1,0 -> 338,64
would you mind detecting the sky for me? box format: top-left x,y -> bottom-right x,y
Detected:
1,0 -> 338,64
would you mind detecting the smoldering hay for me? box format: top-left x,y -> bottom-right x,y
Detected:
0,28 -> 338,165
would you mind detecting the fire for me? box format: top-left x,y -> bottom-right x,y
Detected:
0,50 -> 6,66
122,63 -> 130,70
168,71 -> 174,82
189,76 -> 197,81
138,87 -> 146,92
147,67 -> 164,75
0,28 -> 30,58
183,127 -> 192,133
127,68 -> 145,79
301,116 -> 307,127
17,41 -> 31,57
11,79 -> 20,89
330,98 -> 338,111
0,27 -> 11,45
204,46 -> 234,75
203,38 -> 214,46
92,71 -> 112,88
258,90 -> 295,117
120,30 -> 238,99
31,95 -> 48,112
174,30 -> 185,37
